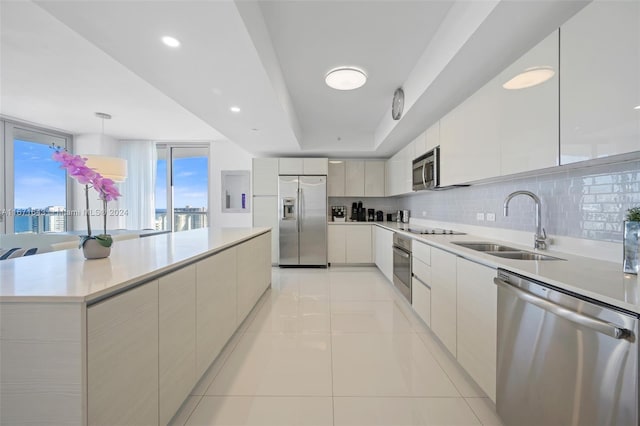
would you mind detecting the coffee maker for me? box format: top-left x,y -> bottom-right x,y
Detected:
357,201 -> 366,222
367,209 -> 375,221
350,202 -> 359,221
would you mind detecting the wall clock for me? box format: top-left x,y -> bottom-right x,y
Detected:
392,88 -> 404,120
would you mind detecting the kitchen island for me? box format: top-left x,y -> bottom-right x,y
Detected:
0,227 -> 272,425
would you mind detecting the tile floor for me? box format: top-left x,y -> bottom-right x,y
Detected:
170,267 -> 504,426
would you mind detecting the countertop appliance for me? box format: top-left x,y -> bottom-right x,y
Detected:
396,210 -> 410,223
279,175 -> 327,266
495,268 -> 638,426
367,208 -> 375,221
350,202 -> 359,221
331,206 -> 346,222
376,210 -> 384,222
392,233 -> 412,303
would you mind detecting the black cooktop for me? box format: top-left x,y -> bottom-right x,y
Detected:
408,227 -> 465,235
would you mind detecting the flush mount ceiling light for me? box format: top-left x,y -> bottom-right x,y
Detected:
503,66 -> 555,90
161,36 -> 181,48
230,106 -> 241,113
325,67 -> 367,91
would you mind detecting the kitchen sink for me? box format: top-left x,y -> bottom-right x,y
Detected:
490,252 -> 565,261
451,242 -> 519,252
451,241 -> 565,261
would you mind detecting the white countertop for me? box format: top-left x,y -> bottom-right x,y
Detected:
0,227 -> 270,303
376,222 -> 640,315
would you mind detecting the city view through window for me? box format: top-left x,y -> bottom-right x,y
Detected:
12,141 -> 209,234
13,139 -> 67,233
155,151 -> 209,232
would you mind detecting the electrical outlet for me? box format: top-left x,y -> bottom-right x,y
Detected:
422,211 -> 427,217
486,212 -> 496,222
476,212 -> 485,221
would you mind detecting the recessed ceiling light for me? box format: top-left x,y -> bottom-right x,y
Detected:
325,67 -> 367,91
634,105 -> 640,110
161,36 -> 180,48
503,66 -> 555,90
230,106 -> 241,113
329,160 -> 343,164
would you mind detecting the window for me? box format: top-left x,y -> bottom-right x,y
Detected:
155,144 -> 209,232
1,120 -> 72,234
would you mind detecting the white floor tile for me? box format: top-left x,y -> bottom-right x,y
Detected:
465,398 -> 504,426
206,332 -> 332,396
191,329 -> 244,396
247,297 -> 330,333
186,396 -> 333,426
333,397 -> 481,426
330,300 -> 414,333
330,274 -> 397,301
169,395 -> 201,426
416,332 -> 485,398
332,333 -> 460,397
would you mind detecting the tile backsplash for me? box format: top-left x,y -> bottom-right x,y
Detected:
399,160 -> 640,243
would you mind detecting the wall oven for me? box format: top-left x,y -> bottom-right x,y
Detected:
412,146 -> 439,191
392,233 -> 412,303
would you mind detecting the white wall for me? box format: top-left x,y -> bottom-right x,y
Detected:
71,133 -> 126,232
209,141 -> 253,228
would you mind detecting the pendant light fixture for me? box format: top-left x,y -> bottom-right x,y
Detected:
83,112 -> 128,182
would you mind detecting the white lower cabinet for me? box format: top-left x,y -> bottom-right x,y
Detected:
328,225 -> 373,264
87,281 -> 159,426
411,264 -> 431,328
159,266 -> 197,425
347,225 -> 372,263
456,257 -> 497,402
430,247 -> 458,356
374,225 -> 393,282
196,247 -> 237,377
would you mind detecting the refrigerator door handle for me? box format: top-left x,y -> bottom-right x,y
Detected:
299,187 -> 304,232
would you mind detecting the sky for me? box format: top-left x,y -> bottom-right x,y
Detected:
14,140 -> 208,210
155,156 -> 208,210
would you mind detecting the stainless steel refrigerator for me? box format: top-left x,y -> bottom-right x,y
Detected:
279,175 -> 327,266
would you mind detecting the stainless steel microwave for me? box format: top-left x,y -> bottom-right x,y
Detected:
412,146 -> 439,191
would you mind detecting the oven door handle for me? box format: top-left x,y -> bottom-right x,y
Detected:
494,278 -> 632,340
393,246 -> 410,259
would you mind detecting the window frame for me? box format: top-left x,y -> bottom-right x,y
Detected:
1,117 -> 73,234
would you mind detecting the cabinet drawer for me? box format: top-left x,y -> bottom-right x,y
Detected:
413,242 -> 431,265
412,257 -> 431,284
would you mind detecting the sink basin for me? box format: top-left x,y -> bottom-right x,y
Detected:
452,242 -> 519,252
451,241 -> 565,261
489,252 -> 565,261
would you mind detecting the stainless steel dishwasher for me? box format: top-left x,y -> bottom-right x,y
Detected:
495,269 -> 638,426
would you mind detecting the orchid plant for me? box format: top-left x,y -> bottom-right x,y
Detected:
51,147 -> 122,248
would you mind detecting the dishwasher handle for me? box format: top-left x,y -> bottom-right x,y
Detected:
494,277 -> 632,341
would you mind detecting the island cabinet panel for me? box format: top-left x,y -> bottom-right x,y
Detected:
159,265 -> 197,425
87,280 -> 159,426
237,233 -> 272,325
0,302 -> 84,425
196,247 -> 238,376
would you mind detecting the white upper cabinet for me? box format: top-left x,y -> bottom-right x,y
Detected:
412,131 -> 428,159
424,121 -> 440,153
560,0 -> 640,164
330,159 -> 385,197
278,158 -> 303,175
253,158 -> 279,196
345,160 -> 365,196
364,160 -> 385,197
441,30 -> 559,185
278,158 -> 328,175
303,158 -> 329,175
327,160 -> 346,197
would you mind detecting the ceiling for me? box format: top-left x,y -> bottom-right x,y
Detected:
1,0 -> 589,157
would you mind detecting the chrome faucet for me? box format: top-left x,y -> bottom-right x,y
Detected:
503,190 -> 547,250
